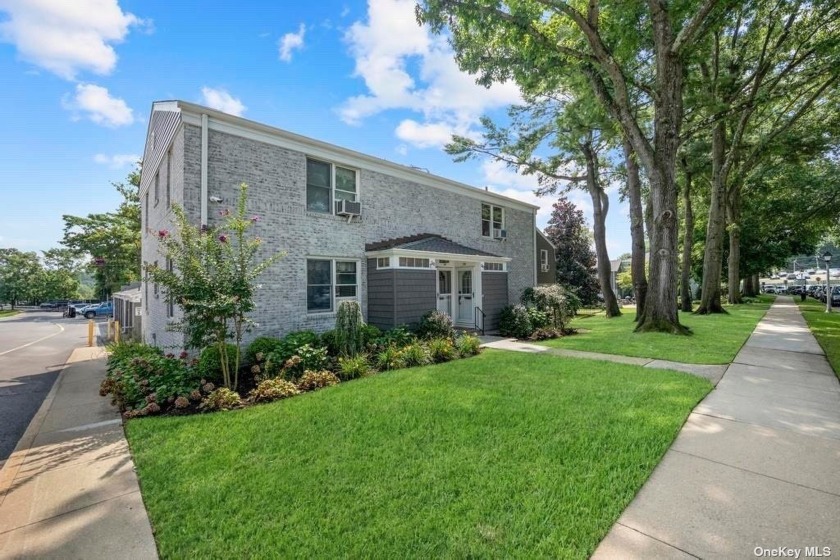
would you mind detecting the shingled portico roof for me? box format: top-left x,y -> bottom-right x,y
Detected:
365,234 -> 507,261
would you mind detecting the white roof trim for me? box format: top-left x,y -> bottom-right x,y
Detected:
537,228 -> 556,249
366,248 -> 511,263
152,100 -> 539,213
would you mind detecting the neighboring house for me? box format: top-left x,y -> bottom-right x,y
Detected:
536,229 -> 557,285
609,258 -> 623,296
139,100 -> 542,346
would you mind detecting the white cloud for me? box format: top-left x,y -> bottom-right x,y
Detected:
63,83 -> 134,127
0,0 -> 145,80
200,87 -> 246,116
278,24 -> 305,62
93,153 -> 140,168
395,119 -> 460,149
340,0 -> 520,145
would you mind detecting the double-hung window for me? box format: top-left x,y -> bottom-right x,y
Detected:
154,171 -> 160,205
306,158 -> 358,214
481,203 -> 504,237
307,258 -> 358,312
540,250 -> 549,272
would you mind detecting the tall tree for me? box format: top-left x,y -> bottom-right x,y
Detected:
543,196 -> 599,305
447,98 -> 621,316
61,168 -> 141,299
0,249 -> 41,308
692,0 -> 840,310
418,0 -> 725,333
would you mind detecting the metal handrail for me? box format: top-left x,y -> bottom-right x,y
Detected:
474,306 -> 486,335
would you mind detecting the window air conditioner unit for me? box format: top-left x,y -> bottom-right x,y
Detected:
335,199 -> 361,218
541,264 -> 550,273
493,228 -> 507,240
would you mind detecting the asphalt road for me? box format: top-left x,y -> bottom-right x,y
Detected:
0,311 -> 94,465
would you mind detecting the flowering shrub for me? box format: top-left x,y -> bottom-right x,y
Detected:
248,378 -> 299,403
337,354 -> 372,380
427,338 -> 456,363
144,183 -> 285,390
297,370 -> 340,392
197,344 -> 238,384
521,285 -> 581,332
526,307 -> 550,329
200,388 -> 243,411
455,333 -> 482,356
245,336 -> 284,366
102,342 -> 200,413
375,345 -> 403,371
418,310 -> 454,340
400,343 -> 431,367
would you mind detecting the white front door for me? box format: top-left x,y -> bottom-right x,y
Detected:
437,270 -> 453,317
457,269 -> 474,324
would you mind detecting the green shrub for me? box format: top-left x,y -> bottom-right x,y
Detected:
372,326 -> 415,350
197,344 -> 238,384
361,324 -> 382,347
400,343 -> 431,367
526,307 -> 550,329
499,305 -> 534,339
521,285 -> 581,332
337,354 -> 372,380
319,329 -> 338,356
375,345 -> 404,371
335,300 -> 365,357
248,378 -> 299,403
103,343 -> 201,413
199,388 -> 243,411
245,336 -> 284,366
267,343 -> 329,381
418,310 -> 454,340
427,338 -> 456,363
297,370 -> 340,392
455,334 -> 482,357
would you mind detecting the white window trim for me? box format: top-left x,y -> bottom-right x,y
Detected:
306,257 -> 361,315
540,249 -> 549,272
481,203 -> 505,238
397,256 -> 432,269
483,262 -> 507,272
154,171 -> 160,206
376,257 -> 392,269
306,158 -> 360,215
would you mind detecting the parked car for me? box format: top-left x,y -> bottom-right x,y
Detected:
831,286 -> 840,307
39,302 -> 58,309
81,302 -> 113,319
763,285 -> 777,294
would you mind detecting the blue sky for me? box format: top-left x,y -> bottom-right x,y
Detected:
0,0 -> 631,257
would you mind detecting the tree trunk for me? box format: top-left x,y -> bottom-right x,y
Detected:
726,191 -> 743,304
696,120 -> 727,314
582,139 -> 621,317
680,162 -> 694,312
634,40 -> 687,334
623,140 -> 647,320
743,273 -> 757,297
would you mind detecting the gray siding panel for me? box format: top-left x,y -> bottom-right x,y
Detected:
394,270 -> 436,327
482,272 -> 508,331
367,259 -> 395,329
536,233 -> 556,285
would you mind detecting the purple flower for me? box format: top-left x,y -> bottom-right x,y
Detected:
250,215 -> 260,223
218,234 -> 228,243
219,208 -> 231,217
158,229 -> 169,238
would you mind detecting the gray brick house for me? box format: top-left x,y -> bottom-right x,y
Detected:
139,100 -> 543,348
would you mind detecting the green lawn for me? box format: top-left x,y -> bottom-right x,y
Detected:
796,298 -> 840,378
539,297 -> 774,364
0,310 -> 19,318
127,350 -> 711,559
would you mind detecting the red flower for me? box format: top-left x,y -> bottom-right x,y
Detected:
158,229 -> 169,238
218,234 -> 228,243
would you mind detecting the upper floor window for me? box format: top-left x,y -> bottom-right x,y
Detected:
154,171 -> 160,205
540,249 -> 549,272
306,158 -> 358,214
482,203 -> 504,237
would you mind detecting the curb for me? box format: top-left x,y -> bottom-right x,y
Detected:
0,344 -> 106,508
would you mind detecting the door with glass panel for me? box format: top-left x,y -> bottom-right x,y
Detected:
457,269 -> 473,323
437,270 -> 453,317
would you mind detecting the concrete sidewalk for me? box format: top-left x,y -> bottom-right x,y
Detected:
0,347 -> 157,559
593,297 -> 840,559
480,336 -> 728,385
